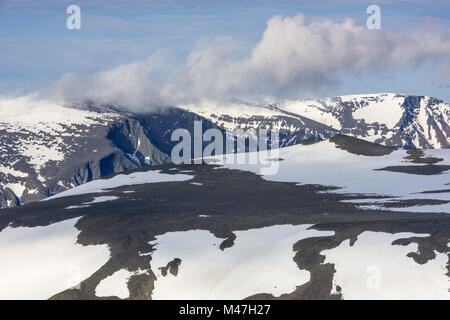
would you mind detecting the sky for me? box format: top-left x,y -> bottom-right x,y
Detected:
1,0 -> 450,106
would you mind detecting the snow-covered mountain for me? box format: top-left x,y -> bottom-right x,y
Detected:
180,93 -> 449,149
0,98 -> 336,209
280,93 -> 450,149
0,93 -> 448,209
0,97 -> 174,209
180,100 -> 338,147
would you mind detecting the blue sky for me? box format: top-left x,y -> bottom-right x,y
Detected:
1,0 -> 450,101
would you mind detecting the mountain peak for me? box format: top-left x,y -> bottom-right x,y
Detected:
280,93 -> 449,149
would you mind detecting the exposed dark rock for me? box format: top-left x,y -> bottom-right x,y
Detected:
330,134 -> 395,156
375,165 -> 450,175
159,258 -> 182,277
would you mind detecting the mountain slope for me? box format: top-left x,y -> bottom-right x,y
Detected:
0,98 -> 173,209
0,98 -> 338,208
0,93 -> 448,208
180,100 -> 338,147
280,93 -> 450,149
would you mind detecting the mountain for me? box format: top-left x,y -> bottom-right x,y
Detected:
180,93 -> 450,149
0,98 -> 228,209
0,98 -> 336,209
0,93 -> 449,209
279,93 -> 450,149
0,97 -> 170,209
0,135 -> 448,300
180,100 -> 338,146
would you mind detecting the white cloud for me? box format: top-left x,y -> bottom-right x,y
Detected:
39,52 -> 170,108
38,13 -> 450,111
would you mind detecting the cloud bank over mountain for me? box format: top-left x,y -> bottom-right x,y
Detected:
37,13 -> 450,111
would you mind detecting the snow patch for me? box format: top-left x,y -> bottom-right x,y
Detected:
47,171 -> 193,200
0,166 -> 28,178
150,224 -> 334,299
64,196 -> 119,209
0,217 -> 110,299
5,183 -> 26,198
96,269 -> 131,299
349,93 -> 404,128
321,231 -> 449,300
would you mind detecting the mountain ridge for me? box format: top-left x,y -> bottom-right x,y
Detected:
0,93 -> 448,209
279,93 -> 449,149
